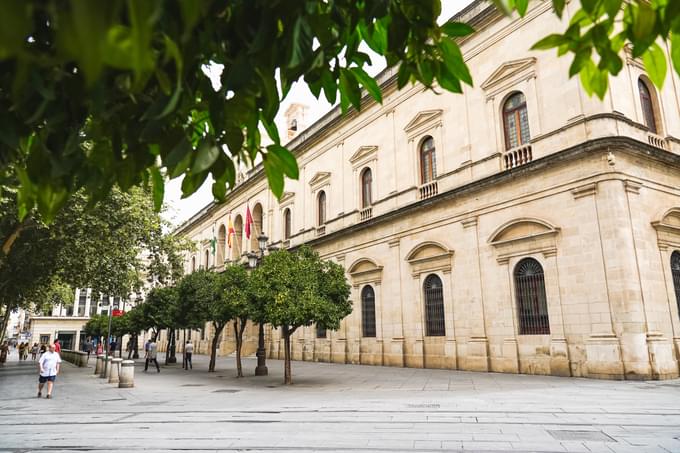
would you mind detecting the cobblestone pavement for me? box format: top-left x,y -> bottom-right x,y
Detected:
0,349 -> 679,453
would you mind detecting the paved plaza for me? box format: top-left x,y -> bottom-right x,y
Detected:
0,350 -> 679,453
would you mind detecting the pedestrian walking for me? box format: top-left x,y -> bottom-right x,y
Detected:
37,343 -> 62,399
144,337 -> 160,373
0,341 -> 8,364
39,343 -> 47,355
53,339 -> 61,354
83,339 -> 92,362
31,343 -> 38,360
18,343 -> 26,361
126,340 -> 132,359
22,342 -> 29,360
184,340 -> 193,370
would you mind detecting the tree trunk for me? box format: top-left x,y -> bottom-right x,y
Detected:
168,329 -> 177,363
234,319 -> 247,378
0,305 -> 11,343
132,332 -> 139,359
283,325 -> 292,385
209,322 -> 223,372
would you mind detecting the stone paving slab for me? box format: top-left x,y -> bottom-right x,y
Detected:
0,350 -> 679,452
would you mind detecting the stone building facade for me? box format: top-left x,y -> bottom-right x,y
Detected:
174,1 -> 680,380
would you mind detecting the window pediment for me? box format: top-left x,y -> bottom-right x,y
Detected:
406,241 -> 453,275
652,208 -> 680,249
278,191 -> 295,205
404,110 -> 443,137
350,146 -> 378,168
348,258 -> 383,286
309,171 -> 331,190
482,58 -> 536,98
489,218 -> 559,263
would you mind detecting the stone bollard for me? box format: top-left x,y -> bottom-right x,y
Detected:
94,355 -> 104,376
109,358 -> 122,384
119,360 -> 135,388
102,356 -> 112,379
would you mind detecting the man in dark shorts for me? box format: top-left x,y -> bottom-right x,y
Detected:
37,343 -> 62,399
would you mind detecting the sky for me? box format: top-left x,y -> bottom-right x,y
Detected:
163,0 -> 476,227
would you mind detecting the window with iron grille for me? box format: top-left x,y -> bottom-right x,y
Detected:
360,167 -> 372,208
671,251 -> 680,316
638,78 -> 658,134
316,325 -> 327,338
317,190 -> 326,225
361,285 -> 376,337
423,274 -> 445,336
503,92 -> 530,150
514,258 -> 550,335
419,136 -> 437,184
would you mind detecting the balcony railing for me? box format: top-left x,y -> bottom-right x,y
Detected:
418,180 -> 439,200
316,225 -> 326,236
648,133 -> 669,150
359,206 -> 373,221
503,144 -> 532,169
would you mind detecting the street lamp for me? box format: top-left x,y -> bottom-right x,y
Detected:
249,232 -> 269,377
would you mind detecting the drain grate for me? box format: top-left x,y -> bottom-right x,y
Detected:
548,430 -> 615,442
212,389 -> 240,393
180,384 -> 205,387
407,403 -> 440,409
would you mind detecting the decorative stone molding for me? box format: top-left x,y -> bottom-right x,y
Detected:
349,145 -> 378,169
624,179 -> 642,194
405,241 -> 454,276
461,217 -> 478,228
571,182 -> 598,199
489,217 -> 560,264
481,57 -> 537,99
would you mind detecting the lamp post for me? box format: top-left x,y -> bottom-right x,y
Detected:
249,232 -> 269,377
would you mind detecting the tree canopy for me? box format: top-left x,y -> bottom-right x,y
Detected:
1,1 -> 678,220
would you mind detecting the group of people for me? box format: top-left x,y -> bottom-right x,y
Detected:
0,340 -> 57,364
17,342 -> 42,361
141,338 -> 193,372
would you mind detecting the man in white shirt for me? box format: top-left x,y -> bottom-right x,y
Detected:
184,340 -> 193,370
144,337 -> 160,373
37,343 -> 62,399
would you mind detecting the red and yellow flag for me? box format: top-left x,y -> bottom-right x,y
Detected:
227,215 -> 235,248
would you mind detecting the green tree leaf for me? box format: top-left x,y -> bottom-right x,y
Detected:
642,42 -> 667,88
191,142 -> 219,174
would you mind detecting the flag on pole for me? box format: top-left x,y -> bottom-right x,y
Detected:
227,215 -> 235,248
245,205 -> 253,240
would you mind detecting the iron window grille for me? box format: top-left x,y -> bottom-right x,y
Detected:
316,325 -> 327,338
514,258 -> 550,335
671,251 -> 680,315
424,274 -> 446,336
361,285 -> 377,337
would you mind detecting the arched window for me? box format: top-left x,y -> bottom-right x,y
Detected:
283,208 -> 292,239
420,136 -> 437,184
639,78 -> 658,134
671,251 -> 680,315
361,285 -> 376,337
317,191 -> 326,226
423,274 -> 445,336
250,204 -> 263,251
191,256 -> 196,272
503,92 -> 530,150
290,118 -> 298,132
316,325 -> 326,338
217,225 -> 226,264
204,249 -> 209,269
514,258 -> 550,334
361,168 -> 372,208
